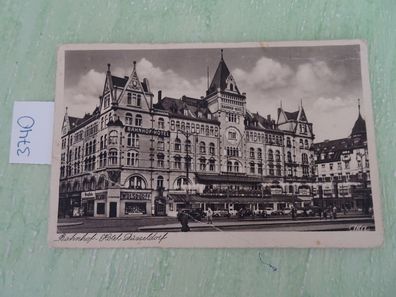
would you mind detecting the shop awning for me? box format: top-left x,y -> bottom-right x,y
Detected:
195,173 -> 262,184
168,194 -> 302,204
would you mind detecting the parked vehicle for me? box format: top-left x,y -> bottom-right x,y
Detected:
228,210 -> 238,216
283,208 -> 292,215
213,209 -> 230,217
238,208 -> 253,218
272,210 -> 285,216
263,207 -> 275,216
253,209 -> 263,215
177,208 -> 204,221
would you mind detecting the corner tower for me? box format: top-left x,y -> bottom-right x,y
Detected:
205,50 -> 247,173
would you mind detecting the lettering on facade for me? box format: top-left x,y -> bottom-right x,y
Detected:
125,126 -> 170,137
120,192 -> 151,201
81,191 -> 95,199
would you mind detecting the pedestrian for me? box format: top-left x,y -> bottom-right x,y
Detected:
291,206 -> 296,221
323,209 -> 328,220
319,208 -> 323,220
207,207 -> 213,224
180,212 -> 190,232
332,206 -> 337,220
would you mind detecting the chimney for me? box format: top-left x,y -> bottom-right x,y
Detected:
267,115 -> 271,121
158,90 -> 162,101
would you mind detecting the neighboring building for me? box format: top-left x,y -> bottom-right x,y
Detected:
58,51 -> 316,218
312,101 -> 372,212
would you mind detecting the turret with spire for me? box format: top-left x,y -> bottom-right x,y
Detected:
351,98 -> 366,138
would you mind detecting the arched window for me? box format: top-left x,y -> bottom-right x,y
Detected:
199,157 -> 206,171
174,138 -> 181,151
100,136 -> 104,150
127,151 -> 138,166
299,139 -> 304,148
129,176 -> 146,189
185,139 -> 191,152
157,176 -> 164,189
109,130 -> 118,145
135,114 -> 142,126
227,161 -> 233,172
268,149 -> 274,161
127,133 -> 139,147
257,148 -> 262,159
209,142 -> 215,155
109,149 -> 118,165
175,177 -> 189,190
287,137 -> 291,147
305,139 -> 309,149
158,118 -> 164,129
302,153 -> 308,164
199,141 -> 206,154
250,147 -> 255,159
275,150 -> 281,162
234,161 -> 239,172
157,153 -> 164,168
287,151 -> 292,162
126,113 -> 133,125
174,155 -> 182,169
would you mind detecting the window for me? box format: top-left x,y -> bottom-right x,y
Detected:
257,148 -> 262,159
129,176 -> 146,189
157,153 -> 164,168
135,114 -> 142,126
305,139 -> 309,149
174,155 -> 182,169
268,149 -> 273,162
276,166 -> 282,176
269,166 -> 274,176
109,130 -> 118,145
127,151 -> 138,166
127,133 -> 139,148
344,160 -> 350,169
199,158 -> 206,171
176,121 -> 180,130
250,162 -> 255,174
175,177 -> 188,190
97,203 -> 105,215
174,138 -> 181,151
287,151 -> 292,162
109,149 -> 118,165
209,143 -> 215,155
275,150 -> 281,162
157,118 -> 164,129
157,176 -> 164,189
234,161 -> 239,172
227,161 -> 233,172
185,140 -> 191,152
171,120 -> 175,131
302,153 -> 308,164
228,131 -> 237,140
329,163 -> 334,170
126,113 -> 133,125
127,93 -> 132,105
338,162 -> 342,170
199,141 -> 206,154
286,137 -> 291,147
136,94 -> 141,107
258,163 -> 263,175
209,159 -> 215,171
299,139 -> 304,148
157,138 -> 165,150
250,147 -> 255,159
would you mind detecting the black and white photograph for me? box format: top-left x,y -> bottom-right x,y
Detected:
49,41 -> 383,248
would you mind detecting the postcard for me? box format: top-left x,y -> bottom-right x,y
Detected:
48,40 -> 383,248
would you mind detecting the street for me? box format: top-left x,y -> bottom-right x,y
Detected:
58,213 -> 375,233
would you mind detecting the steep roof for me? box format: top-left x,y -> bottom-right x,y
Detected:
351,113 -> 366,136
154,96 -> 219,124
284,110 -> 299,121
206,50 -> 234,96
111,75 -> 149,92
245,112 -> 276,130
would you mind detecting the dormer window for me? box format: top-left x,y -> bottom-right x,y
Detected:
230,83 -> 234,91
198,111 -> 203,118
184,109 -> 189,116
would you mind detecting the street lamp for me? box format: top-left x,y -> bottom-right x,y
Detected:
177,129 -> 198,209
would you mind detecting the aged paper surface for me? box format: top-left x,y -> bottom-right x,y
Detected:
48,40 -> 383,248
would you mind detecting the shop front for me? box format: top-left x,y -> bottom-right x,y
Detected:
120,191 -> 151,217
81,191 -> 95,217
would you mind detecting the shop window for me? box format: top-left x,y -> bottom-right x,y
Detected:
97,203 -> 105,215
125,202 -> 146,215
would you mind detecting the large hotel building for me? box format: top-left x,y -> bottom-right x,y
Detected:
59,51 -> 336,218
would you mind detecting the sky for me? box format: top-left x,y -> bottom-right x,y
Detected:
63,44 -> 366,142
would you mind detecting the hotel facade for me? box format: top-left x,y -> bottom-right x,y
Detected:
58,52 -> 317,218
